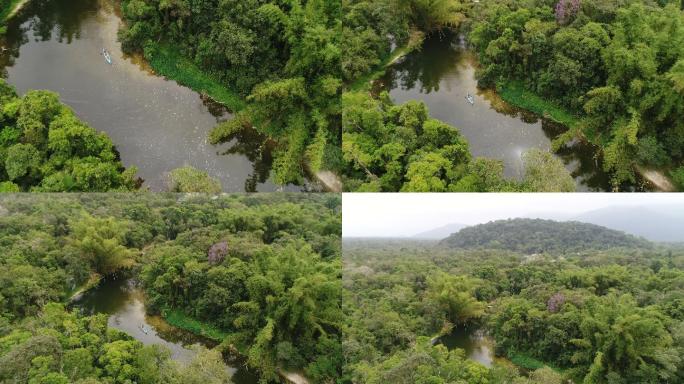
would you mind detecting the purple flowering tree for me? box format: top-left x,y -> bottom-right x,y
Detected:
555,0 -> 580,25
547,292 -> 566,313
207,241 -> 228,265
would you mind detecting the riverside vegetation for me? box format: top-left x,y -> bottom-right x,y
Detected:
343,219 -> 684,383
342,0 -> 684,191
118,0 -> 342,186
0,193 -> 342,383
342,91 -> 575,192
0,80 -> 223,193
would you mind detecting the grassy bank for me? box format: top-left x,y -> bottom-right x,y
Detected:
496,81 -> 679,190
508,351 -> 567,376
497,81 -> 579,128
509,352 -> 547,371
162,308 -> 229,342
145,43 -> 245,112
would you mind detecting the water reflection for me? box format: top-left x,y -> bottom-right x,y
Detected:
376,33 -> 615,191
0,0 -> 301,192
438,328 -> 496,367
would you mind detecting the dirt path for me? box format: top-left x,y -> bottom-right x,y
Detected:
315,170 -> 342,192
635,165 -> 676,192
279,371 -> 309,384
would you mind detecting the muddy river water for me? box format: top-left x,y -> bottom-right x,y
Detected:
376,33 -> 631,191
1,0 -> 301,192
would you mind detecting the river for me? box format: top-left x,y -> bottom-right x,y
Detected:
375,33 -> 649,191
0,0 -> 303,192
72,278 -> 260,383
436,327 -> 500,367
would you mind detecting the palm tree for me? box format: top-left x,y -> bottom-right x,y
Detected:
396,0 -> 465,33
426,273 -> 485,325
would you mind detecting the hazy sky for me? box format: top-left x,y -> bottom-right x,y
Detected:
342,193 -> 684,237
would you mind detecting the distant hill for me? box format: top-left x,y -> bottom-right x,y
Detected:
413,222 -> 468,239
440,218 -> 652,254
573,206 -> 684,242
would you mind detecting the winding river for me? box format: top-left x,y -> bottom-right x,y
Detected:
0,0 -> 302,192
375,33 -> 649,191
72,278 -> 260,384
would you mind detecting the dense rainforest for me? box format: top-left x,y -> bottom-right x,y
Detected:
118,0 -> 342,186
341,0 -> 684,190
343,231 -> 684,383
470,0 -> 684,188
1,304 -> 232,384
441,218 -> 652,253
0,80 -> 139,192
0,193 -> 342,383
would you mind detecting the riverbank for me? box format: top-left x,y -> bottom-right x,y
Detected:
1,0 -> 25,23
496,81 -> 579,128
162,308 -> 229,342
162,308 -> 311,384
68,273 -> 102,302
367,30 -> 677,191
635,165 -> 677,192
433,325 -> 567,377
349,29 -> 425,91
497,81 -> 680,191
143,42 -> 340,191
143,43 -> 245,112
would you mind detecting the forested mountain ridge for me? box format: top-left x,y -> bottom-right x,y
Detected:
118,0 -> 342,186
0,194 -> 342,383
440,218 -> 652,253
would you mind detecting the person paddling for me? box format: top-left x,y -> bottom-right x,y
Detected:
466,93 -> 474,105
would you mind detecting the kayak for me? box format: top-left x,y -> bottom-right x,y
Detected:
102,48 -> 112,65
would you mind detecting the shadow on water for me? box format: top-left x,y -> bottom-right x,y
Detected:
0,0 -> 303,192
375,32 -> 620,191
72,278 -> 260,384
